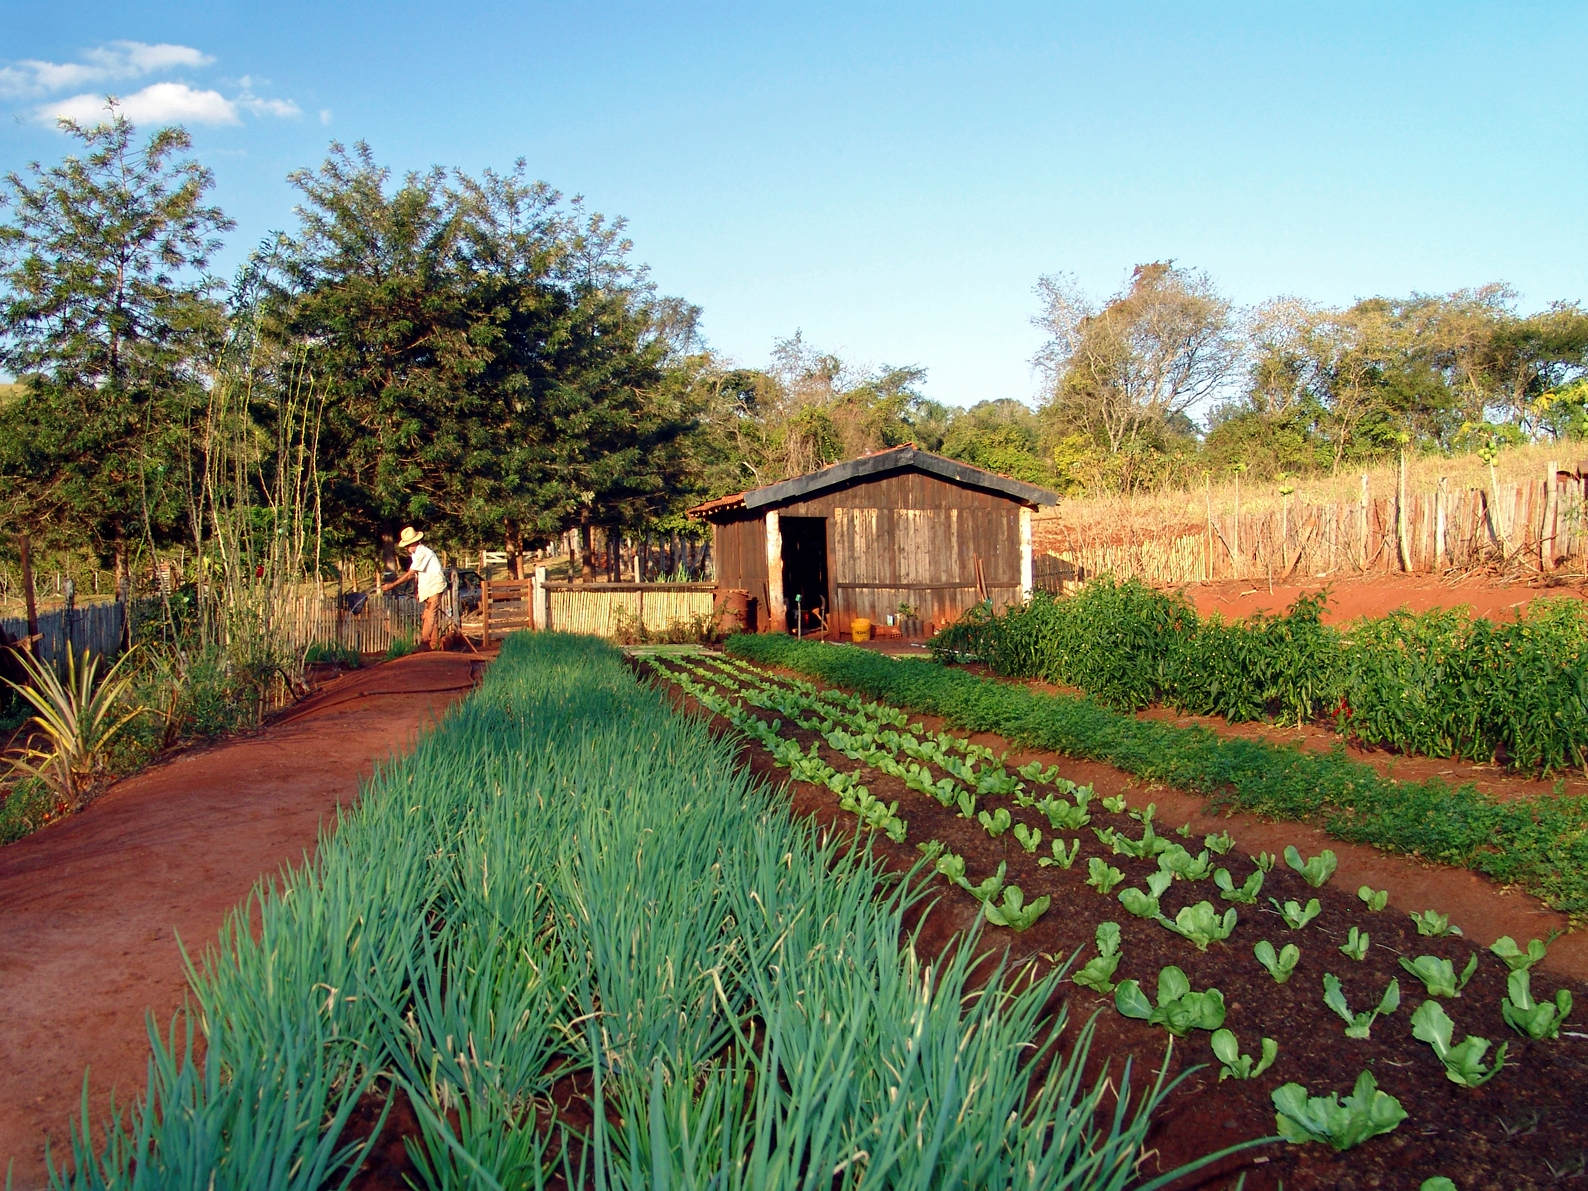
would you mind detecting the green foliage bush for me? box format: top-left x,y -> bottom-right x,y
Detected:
726,634 -> 1588,917
931,577 -> 1588,772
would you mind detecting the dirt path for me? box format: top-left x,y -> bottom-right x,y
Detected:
0,650 -> 483,1190
1184,573 -> 1587,624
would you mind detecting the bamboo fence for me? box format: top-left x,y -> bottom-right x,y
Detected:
270,595 -> 424,655
1033,463 -> 1588,587
544,582 -> 716,638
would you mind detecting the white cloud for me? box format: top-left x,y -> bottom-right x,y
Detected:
240,92 -> 301,118
0,41 -> 211,98
319,108 -> 332,125
45,83 -> 240,127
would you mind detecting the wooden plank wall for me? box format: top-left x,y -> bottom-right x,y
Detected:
1,601 -> 123,665
710,515 -> 770,628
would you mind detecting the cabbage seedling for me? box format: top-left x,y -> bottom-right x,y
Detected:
1211,1029 -> 1277,1081
1215,867 -> 1263,904
1101,793 -> 1127,813
1128,801 -> 1157,824
1038,837 -> 1081,869
1118,869 -> 1173,919
1271,1071 -> 1407,1150
961,861 -> 1008,903
1204,830 -> 1236,855
934,851 -> 966,883
1252,851 -> 1277,873
1501,968 -> 1573,1040
1322,973 -> 1400,1039
955,790 -> 977,819
1410,1000 -> 1507,1086
1411,910 -> 1462,937
1285,846 -> 1338,888
1270,897 -> 1322,930
1072,921 -> 1121,992
1016,760 -> 1059,784
1398,953 -> 1478,998
1041,796 -> 1090,831
1162,901 -> 1238,950
1338,927 -> 1369,961
1114,965 -> 1227,1036
977,766 -> 1021,797
1357,886 -> 1389,912
1490,934 -> 1555,972
983,884 -> 1050,931
1159,845 -> 1214,881
1255,939 -> 1301,983
1012,822 -> 1042,853
977,807 -> 1012,838
1086,857 -> 1125,895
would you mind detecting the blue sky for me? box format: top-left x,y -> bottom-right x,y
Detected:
3,3 -> 1584,408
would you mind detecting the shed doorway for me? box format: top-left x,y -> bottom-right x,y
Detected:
779,516 -> 829,634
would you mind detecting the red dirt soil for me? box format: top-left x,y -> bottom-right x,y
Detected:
0,650 -> 483,1190
1184,572 -> 1588,624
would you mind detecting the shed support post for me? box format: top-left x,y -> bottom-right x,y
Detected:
765,511 -> 785,631
533,566 -> 548,630
1019,507 -> 1033,602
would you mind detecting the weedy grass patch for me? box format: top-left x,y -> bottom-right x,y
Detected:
724,633 -> 1588,919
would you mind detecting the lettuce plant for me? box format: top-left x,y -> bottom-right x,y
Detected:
1162,901 -> 1238,951
1411,1000 -> 1507,1086
1012,822 -> 1042,853
1016,760 -> 1059,784
1086,857 -> 1125,895
1252,851 -> 1277,873
1175,821 -> 1194,838
982,885 -> 1050,931
1323,974 -> 1400,1039
1114,965 -> 1226,1036
1501,968 -> 1573,1040
1118,869 -> 1175,919
1285,846 -> 1338,888
1490,934 -> 1555,972
961,861 -> 1008,903
1159,845 -> 1214,881
1101,793 -> 1127,813
1270,897 -> 1322,930
934,851 -> 967,883
977,806 -> 1011,837
977,766 -> 1021,797
1398,953 -> 1478,998
1038,837 -> 1080,869
1410,909 -> 1462,937
1041,796 -> 1090,831
1211,1028 -> 1277,1081
1204,830 -> 1236,855
1357,885 -> 1389,912
1271,1071 -> 1407,1150
1072,922 -> 1121,992
1128,801 -> 1157,824
1214,867 -> 1263,904
1255,940 -> 1301,984
1338,927 -> 1369,961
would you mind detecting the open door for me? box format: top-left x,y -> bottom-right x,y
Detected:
779,516 -> 829,635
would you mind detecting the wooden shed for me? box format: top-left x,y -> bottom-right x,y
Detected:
688,446 -> 1057,636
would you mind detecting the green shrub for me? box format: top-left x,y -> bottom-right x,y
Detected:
385,633 -> 417,660
303,642 -> 361,669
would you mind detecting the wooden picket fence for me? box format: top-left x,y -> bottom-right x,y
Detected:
270,594 -> 424,655
1034,468 -> 1588,587
0,601 -> 124,666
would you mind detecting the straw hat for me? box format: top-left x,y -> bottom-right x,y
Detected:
397,526 -> 424,549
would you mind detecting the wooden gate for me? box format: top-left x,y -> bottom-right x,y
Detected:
480,579 -> 533,644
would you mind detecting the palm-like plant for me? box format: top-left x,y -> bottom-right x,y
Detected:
4,646 -> 145,808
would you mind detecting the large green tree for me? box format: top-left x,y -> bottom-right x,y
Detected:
0,109 -> 231,580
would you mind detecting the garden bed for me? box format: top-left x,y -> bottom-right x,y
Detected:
641,649 -> 1588,1190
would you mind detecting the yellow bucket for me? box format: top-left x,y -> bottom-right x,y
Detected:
850,617 -> 871,642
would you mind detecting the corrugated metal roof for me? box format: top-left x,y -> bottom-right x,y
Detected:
744,445 -> 1057,511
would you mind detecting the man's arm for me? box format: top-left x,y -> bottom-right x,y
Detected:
381,567 -> 415,594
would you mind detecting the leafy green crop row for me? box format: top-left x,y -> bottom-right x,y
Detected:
724,633 -> 1588,918
930,577 -> 1588,774
58,633 -> 1239,1191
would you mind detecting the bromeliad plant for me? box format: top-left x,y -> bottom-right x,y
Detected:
1501,968 -> 1574,1040
1114,965 -> 1227,1036
1411,1000 -> 1507,1086
1322,974 -> 1400,1039
1211,1029 -> 1277,1082
1398,954 -> 1479,998
1285,846 -> 1338,888
1272,1071 -> 1408,1151
1255,940 -> 1301,984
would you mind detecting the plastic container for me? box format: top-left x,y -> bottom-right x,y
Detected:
850,617 -> 872,642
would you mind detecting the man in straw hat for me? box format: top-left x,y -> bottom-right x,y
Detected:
382,526 -> 447,650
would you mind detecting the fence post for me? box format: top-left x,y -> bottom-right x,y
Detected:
533,566 -> 547,630
1545,460 -> 1560,570
481,580 -> 492,646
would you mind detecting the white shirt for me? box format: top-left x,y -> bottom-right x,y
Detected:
410,543 -> 446,600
